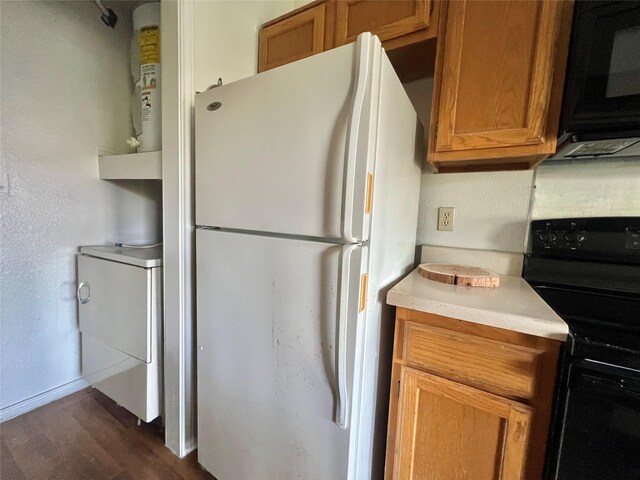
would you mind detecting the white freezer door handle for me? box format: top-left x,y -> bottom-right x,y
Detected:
342,34 -> 371,244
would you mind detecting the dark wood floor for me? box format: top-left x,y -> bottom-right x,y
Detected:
0,388 -> 214,480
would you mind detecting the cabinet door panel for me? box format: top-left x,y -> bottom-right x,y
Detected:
335,0 -> 431,46
78,256 -> 151,363
394,367 -> 532,480
435,0 -> 563,153
259,4 -> 326,72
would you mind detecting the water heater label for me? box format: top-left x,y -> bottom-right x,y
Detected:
141,64 -> 158,91
140,26 -> 160,64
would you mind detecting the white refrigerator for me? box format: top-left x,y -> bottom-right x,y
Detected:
195,33 -> 422,480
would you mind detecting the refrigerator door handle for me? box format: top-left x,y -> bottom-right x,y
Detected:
336,243 -> 358,429
342,34 -> 371,243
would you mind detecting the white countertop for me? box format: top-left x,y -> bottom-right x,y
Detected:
387,269 -> 568,341
80,245 -> 163,268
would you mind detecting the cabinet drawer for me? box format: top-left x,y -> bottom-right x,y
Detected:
403,321 -> 541,400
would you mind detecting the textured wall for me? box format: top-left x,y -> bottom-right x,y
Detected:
417,170 -> 534,252
532,158 -> 640,219
403,78 -> 535,253
193,0 -> 295,92
1,1 -> 161,410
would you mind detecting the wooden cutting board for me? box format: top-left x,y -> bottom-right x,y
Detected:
418,263 -> 500,288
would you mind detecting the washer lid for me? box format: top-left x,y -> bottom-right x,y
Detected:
80,245 -> 162,268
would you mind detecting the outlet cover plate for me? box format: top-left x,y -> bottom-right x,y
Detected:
438,207 -> 455,231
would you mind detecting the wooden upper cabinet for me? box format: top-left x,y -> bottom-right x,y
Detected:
429,0 -> 574,172
394,367 -> 532,480
258,1 -> 438,75
258,3 -> 328,73
334,0 -> 433,47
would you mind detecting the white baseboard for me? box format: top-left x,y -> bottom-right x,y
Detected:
0,378 -> 89,423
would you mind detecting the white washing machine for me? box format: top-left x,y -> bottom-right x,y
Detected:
77,245 -> 163,422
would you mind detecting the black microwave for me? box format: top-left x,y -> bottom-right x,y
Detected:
561,0 -> 640,141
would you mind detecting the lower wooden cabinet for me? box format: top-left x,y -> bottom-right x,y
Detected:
386,308 -> 561,480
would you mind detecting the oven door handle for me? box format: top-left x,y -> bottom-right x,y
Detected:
582,373 -> 640,397
532,284 -> 640,302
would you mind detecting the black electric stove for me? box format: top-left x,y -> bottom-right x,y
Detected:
523,217 -> 640,480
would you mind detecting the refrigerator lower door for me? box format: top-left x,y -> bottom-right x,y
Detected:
196,229 -> 367,480
195,33 -> 380,242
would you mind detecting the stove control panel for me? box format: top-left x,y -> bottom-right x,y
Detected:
533,222 -> 586,250
530,217 -> 640,263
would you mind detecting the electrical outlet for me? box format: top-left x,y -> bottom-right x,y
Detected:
437,207 -> 455,231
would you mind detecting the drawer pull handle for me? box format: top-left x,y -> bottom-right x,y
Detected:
77,282 -> 91,304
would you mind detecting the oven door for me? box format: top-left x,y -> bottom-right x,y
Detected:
562,0 -> 640,137
550,360 -> 640,480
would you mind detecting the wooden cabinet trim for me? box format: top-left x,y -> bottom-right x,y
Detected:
396,307 -> 556,350
260,0 -> 327,29
382,2 -> 440,51
335,0 -> 432,47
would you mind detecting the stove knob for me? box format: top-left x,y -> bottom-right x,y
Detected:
538,231 -> 557,243
564,231 -> 586,243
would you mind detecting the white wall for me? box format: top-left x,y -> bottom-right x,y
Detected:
403,78 -> 535,253
193,0 -> 295,92
417,170 -> 535,252
1,1 -> 161,413
532,158 -> 640,219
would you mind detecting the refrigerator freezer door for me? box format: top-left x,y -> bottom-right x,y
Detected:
78,255 -> 152,363
195,34 -> 380,242
196,229 -> 367,479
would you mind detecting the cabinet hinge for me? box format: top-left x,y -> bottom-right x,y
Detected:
434,123 -> 438,139
430,0 -> 435,15
396,380 -> 401,398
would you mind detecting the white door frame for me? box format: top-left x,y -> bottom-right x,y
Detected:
161,0 -> 196,457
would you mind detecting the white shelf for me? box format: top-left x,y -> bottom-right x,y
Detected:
98,151 -> 162,180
